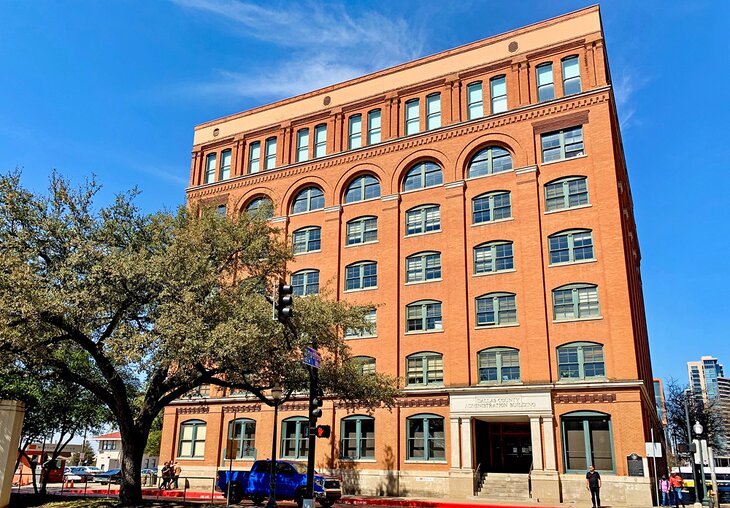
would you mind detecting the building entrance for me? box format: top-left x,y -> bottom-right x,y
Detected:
474,420 -> 532,473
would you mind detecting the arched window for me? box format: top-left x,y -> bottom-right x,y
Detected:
345,175 -> 380,203
178,420 -> 206,458
403,162 -> 443,192
406,300 -> 442,332
346,216 -> 378,245
291,269 -> 319,296
557,342 -> 605,380
478,347 -> 520,383
227,418 -> 256,459
545,176 -> 589,211
352,356 -> 376,375
406,414 -> 445,461
476,292 -> 517,326
536,62 -> 555,102
281,417 -> 309,459
345,261 -> 377,291
204,153 -> 216,184
340,415 -> 375,460
549,229 -> 594,264
405,204 -> 440,236
472,191 -> 511,224
406,352 -> 443,386
245,196 -> 274,218
292,226 -> 321,254
405,251 -> 442,283
474,241 -> 513,274
562,55 -> 582,96
467,147 -> 513,178
552,283 -> 600,320
292,186 -> 324,214
561,411 -> 614,472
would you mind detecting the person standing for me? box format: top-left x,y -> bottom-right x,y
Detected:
660,475 -> 671,506
670,473 -> 685,508
159,462 -> 170,490
586,464 -> 602,508
173,462 -> 182,490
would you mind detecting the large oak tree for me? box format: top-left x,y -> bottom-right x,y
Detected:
0,172 -> 398,505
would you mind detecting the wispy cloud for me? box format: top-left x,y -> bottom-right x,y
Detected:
172,0 -> 426,100
613,70 -> 652,129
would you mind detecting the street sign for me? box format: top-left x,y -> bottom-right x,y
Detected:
645,442 -> 662,458
302,346 -> 321,369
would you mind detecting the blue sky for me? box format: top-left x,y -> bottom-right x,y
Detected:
1,0 -> 728,385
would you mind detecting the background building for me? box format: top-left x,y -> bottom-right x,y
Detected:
94,431 -> 158,471
687,355 -> 730,449
160,6 -> 663,504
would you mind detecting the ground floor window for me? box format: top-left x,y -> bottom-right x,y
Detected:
281,417 -> 309,459
340,415 -> 375,460
406,414 -> 445,461
178,419 -> 206,458
227,418 -> 256,459
561,411 -> 614,472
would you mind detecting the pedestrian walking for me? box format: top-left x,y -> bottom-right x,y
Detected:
586,464 -> 602,508
670,472 -> 685,508
660,474 -> 671,506
173,462 -> 182,489
159,462 -> 171,490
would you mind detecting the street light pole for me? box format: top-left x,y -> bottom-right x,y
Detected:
684,392 -> 701,508
266,384 -> 283,508
693,422 -> 706,506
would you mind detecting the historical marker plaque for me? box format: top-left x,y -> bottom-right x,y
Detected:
627,453 -> 644,477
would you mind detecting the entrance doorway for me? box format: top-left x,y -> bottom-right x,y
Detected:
474,420 -> 532,473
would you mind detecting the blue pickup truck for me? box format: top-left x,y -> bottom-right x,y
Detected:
217,460 -> 342,507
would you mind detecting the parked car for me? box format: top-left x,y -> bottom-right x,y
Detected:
69,467 -> 96,482
216,460 -> 341,507
62,468 -> 83,482
95,469 -> 122,484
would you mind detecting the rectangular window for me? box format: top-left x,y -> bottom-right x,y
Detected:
541,126 -> 584,163
292,228 -> 321,254
219,149 -> 231,180
314,124 -> 327,158
545,177 -> 589,211
348,115 -> 362,149
345,309 -> 377,338
281,420 -> 308,459
406,206 -> 440,235
367,109 -> 381,144
474,242 -> 514,274
296,129 -> 309,162
562,415 -> 613,472
345,263 -> 377,291
467,82 -> 483,120
406,416 -> 445,460
537,63 -> 555,102
248,142 -> 261,173
340,418 -> 375,460
264,137 -> 277,170
426,93 -> 441,130
490,76 -> 507,114
562,56 -> 582,96
406,253 -> 442,283
204,153 -> 216,183
346,217 -> 378,245
472,192 -> 512,224
405,99 -> 420,135
406,303 -> 442,332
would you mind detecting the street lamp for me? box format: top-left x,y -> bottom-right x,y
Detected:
266,383 -> 283,508
693,422 -> 707,506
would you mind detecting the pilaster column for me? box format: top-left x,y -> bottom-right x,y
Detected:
530,416 -> 544,471
542,416 -> 557,471
331,110 -> 343,153
460,417 -> 473,469
450,417 -> 461,468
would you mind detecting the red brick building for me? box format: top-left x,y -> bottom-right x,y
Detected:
160,6 -> 662,504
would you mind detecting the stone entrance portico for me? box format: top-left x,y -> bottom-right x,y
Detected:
448,389 -> 560,502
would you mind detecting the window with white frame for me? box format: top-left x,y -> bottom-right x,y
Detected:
348,115 -> 362,149
292,186 -> 325,214
562,55 -> 582,96
426,93 -> 441,130
545,176 -> 589,211
405,205 -> 440,235
552,284 -> 600,320
403,161 -> 443,191
467,81 -> 483,120
541,126 -> 584,162
346,216 -> 378,245
204,153 -> 216,183
549,230 -> 594,264
406,252 -> 442,283
220,149 -> 232,180
405,99 -> 420,135
248,141 -> 261,173
476,292 -> 517,326
345,174 -> 380,203
406,353 -> 444,386
490,75 -> 507,114
467,146 -> 513,178
536,62 -> 555,102
472,191 -> 511,224
367,109 -> 381,144
291,270 -> 319,296
478,347 -> 520,383
264,137 -> 277,170
292,226 -> 321,254
178,420 -> 206,458
557,343 -> 606,380
296,128 -> 309,162
474,241 -> 514,274
345,261 -> 377,291
340,415 -> 375,460
406,300 -> 442,332
345,308 -> 376,338
314,124 -> 327,158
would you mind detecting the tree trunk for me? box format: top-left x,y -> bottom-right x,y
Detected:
117,422 -> 149,506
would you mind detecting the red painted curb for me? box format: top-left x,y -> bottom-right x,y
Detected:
340,498 -> 561,508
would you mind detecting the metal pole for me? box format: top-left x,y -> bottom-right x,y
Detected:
652,428 -> 659,506
684,394 -> 701,507
707,445 -> 718,507
698,439 -> 707,504
267,401 -> 279,508
304,365 -> 318,508
226,410 -> 237,506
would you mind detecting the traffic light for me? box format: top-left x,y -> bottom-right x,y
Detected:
310,393 -> 323,419
277,282 -> 294,322
315,425 -> 331,439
